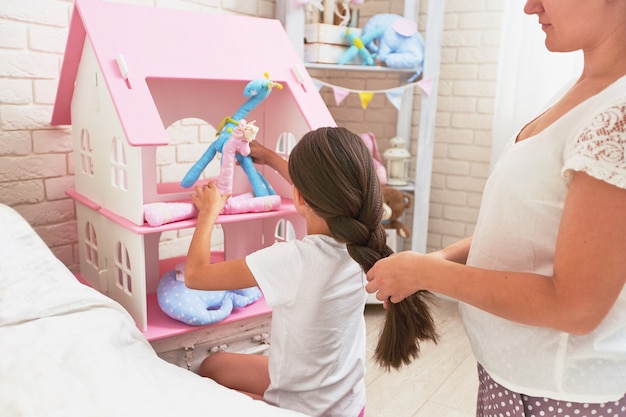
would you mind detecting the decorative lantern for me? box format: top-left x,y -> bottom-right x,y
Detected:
383,136 -> 411,186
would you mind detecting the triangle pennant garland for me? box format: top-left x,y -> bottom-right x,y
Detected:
358,91 -> 374,109
311,74 -> 438,109
333,87 -> 350,105
385,88 -> 404,111
313,79 -> 324,92
417,77 -> 434,96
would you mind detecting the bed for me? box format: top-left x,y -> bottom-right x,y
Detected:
0,204 -> 307,417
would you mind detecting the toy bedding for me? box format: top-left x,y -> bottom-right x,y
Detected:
0,204 -> 307,417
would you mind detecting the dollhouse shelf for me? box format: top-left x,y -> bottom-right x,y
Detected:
67,189 -> 297,234
142,256 -> 269,341
304,63 -> 418,73
145,291 -> 270,341
77,256 -> 272,342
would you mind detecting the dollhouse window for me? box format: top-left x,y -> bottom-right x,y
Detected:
110,136 -> 128,190
274,219 -> 296,243
276,131 -> 297,157
84,221 -> 99,269
115,241 -> 132,295
80,129 -> 94,176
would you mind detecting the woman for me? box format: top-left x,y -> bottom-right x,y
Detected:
366,0 -> 626,415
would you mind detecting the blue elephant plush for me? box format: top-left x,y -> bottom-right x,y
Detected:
157,265 -> 262,326
361,14 -> 425,80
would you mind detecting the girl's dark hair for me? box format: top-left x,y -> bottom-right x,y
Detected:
288,126 -> 438,370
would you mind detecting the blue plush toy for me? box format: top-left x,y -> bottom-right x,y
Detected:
337,27 -> 382,66
157,265 -> 262,326
180,74 -> 281,196
360,14 -> 425,81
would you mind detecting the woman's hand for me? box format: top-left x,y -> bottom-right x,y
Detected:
365,251 -> 428,304
190,182 -> 230,220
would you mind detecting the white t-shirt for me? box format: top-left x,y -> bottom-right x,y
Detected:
246,234 -> 367,417
460,75 -> 626,402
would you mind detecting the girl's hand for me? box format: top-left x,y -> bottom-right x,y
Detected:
246,141 -> 273,166
190,182 -> 230,219
365,251 -> 427,304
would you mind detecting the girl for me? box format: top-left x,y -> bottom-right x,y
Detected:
185,127 -> 437,417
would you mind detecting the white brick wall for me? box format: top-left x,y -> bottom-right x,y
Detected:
0,0 -> 502,269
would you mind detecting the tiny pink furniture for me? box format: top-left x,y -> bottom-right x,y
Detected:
51,0 -> 335,338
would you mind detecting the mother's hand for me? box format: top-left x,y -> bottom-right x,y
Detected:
365,251 -> 427,304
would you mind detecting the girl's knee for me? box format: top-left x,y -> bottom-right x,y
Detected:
198,351 -> 226,379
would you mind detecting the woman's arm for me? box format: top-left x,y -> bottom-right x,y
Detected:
184,182 -> 257,291
367,171 -> 626,335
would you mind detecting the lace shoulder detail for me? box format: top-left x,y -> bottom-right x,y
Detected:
562,97 -> 626,189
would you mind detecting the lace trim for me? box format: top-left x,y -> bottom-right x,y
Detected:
562,98 -> 626,189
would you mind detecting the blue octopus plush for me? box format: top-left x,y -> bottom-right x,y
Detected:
157,264 -> 262,326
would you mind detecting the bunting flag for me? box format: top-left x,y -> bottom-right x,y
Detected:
385,88 -> 404,111
312,79 -> 324,91
417,77 -> 434,96
311,74 -> 439,108
333,87 -> 350,105
358,92 -> 374,109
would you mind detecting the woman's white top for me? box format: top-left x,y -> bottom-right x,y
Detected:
246,234 -> 367,417
460,75 -> 626,402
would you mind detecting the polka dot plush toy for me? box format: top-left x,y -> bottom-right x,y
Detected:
157,263 -> 262,326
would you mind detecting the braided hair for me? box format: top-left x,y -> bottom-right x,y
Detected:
288,127 -> 438,370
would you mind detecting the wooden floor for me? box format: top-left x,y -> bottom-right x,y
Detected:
363,297 -> 478,417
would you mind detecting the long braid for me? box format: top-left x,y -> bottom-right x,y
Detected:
289,127 -> 438,371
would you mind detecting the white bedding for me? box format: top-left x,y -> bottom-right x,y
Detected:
0,204 -> 307,417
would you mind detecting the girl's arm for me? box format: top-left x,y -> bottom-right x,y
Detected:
184,182 -> 257,291
367,171 -> 626,335
429,236 -> 472,264
248,141 -> 291,184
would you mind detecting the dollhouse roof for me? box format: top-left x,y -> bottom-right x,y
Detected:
50,0 -> 332,146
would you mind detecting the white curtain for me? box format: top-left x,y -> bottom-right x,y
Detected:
491,0 -> 583,166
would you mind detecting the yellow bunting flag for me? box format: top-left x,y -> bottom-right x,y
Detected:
358,91 -> 374,109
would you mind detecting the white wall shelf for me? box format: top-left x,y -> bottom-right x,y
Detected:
277,0 -> 445,253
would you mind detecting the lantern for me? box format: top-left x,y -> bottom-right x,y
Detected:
383,136 -> 411,186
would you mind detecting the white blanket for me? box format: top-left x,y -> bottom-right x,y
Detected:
0,204 -> 307,417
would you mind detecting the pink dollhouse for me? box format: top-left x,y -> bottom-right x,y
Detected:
51,0 -> 335,339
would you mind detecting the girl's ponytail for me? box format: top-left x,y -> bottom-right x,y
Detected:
374,291 -> 437,370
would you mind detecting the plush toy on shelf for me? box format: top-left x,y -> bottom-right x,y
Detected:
337,27 -> 381,66
381,185 -> 413,238
214,118 -> 282,215
143,118 -> 281,226
360,13 -> 425,81
157,263 -> 262,326
180,73 -> 281,196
